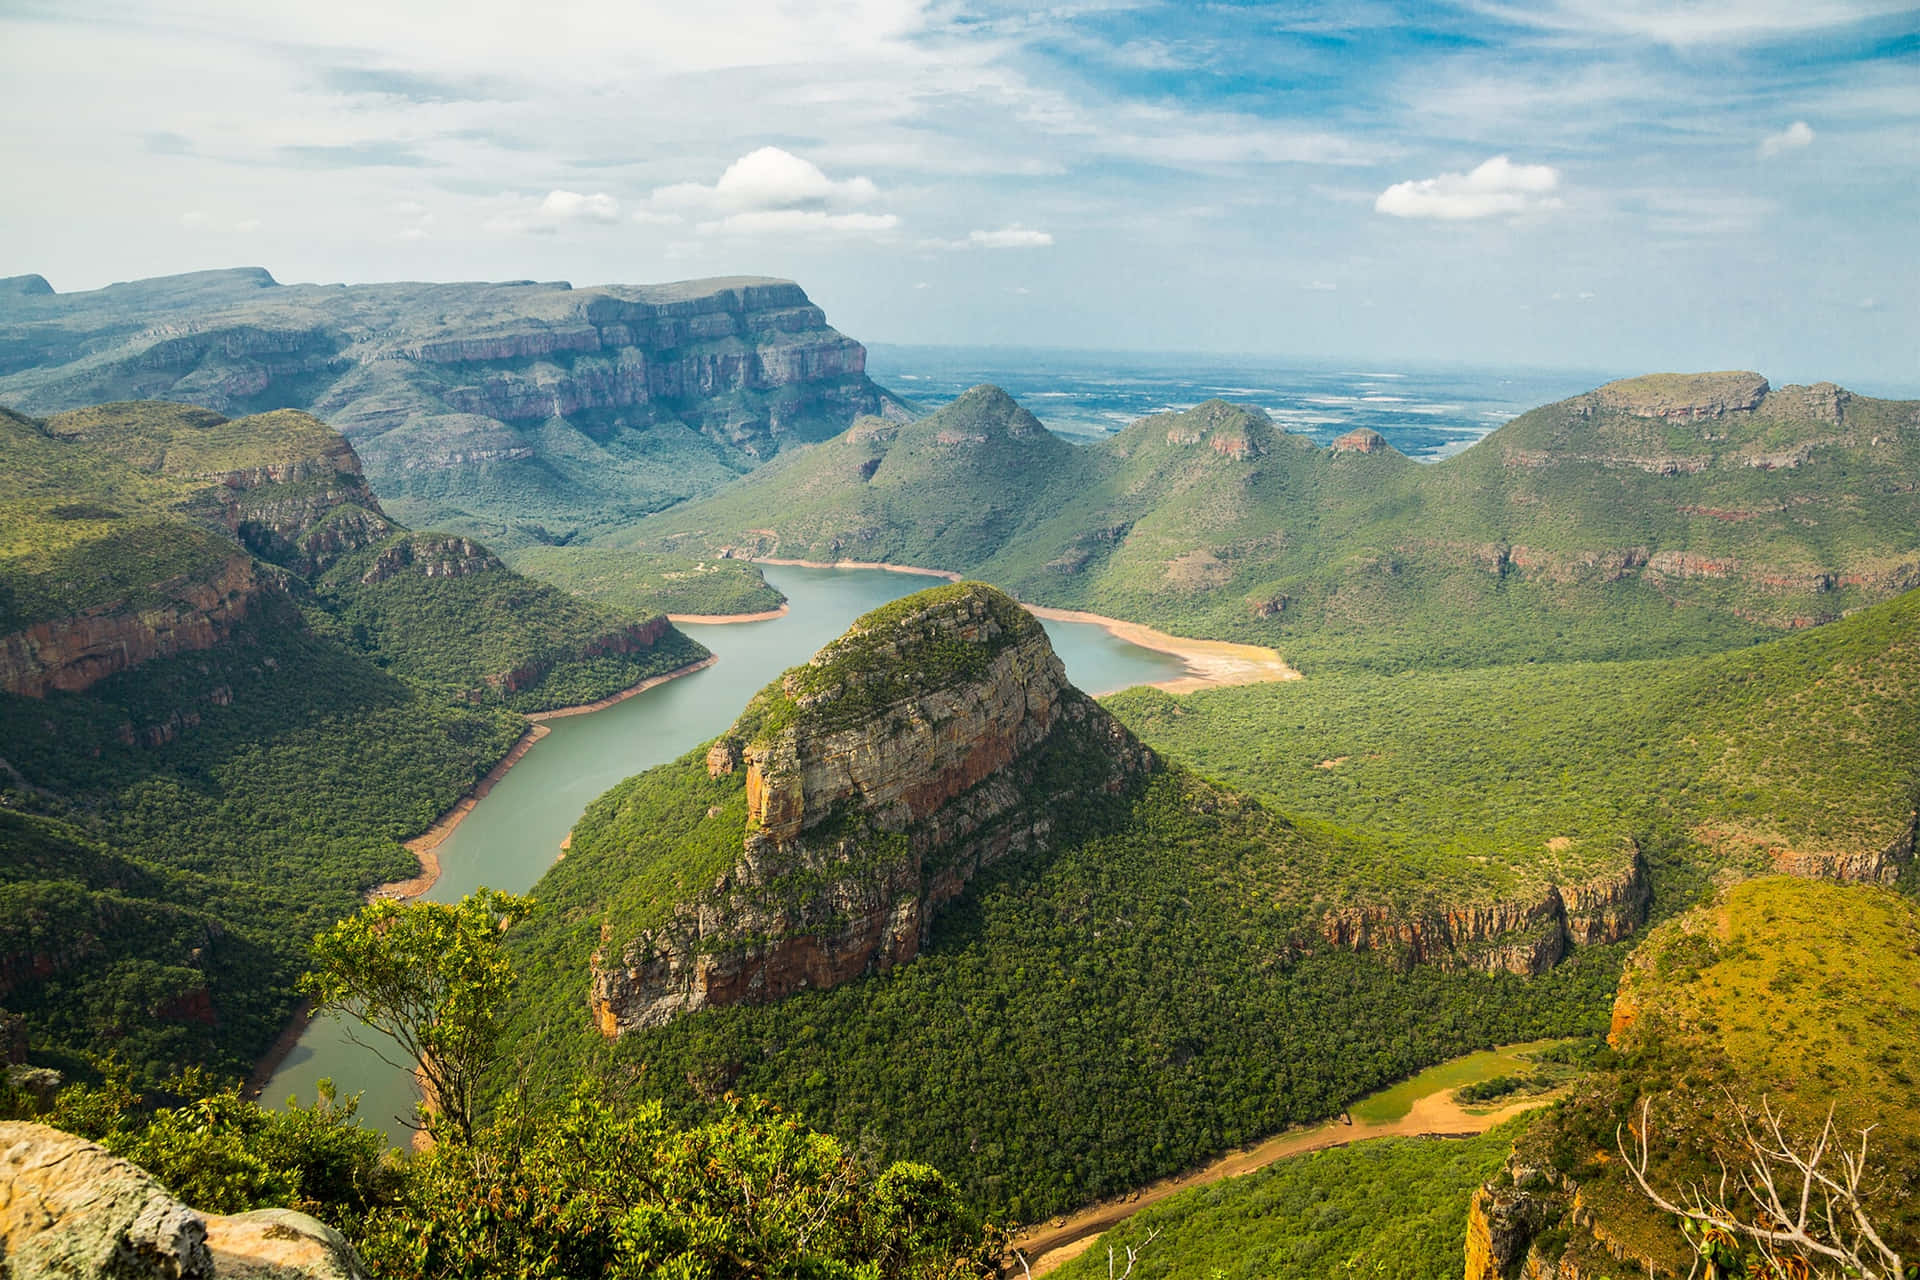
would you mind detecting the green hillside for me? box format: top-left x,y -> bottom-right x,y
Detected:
502,545 -> 786,618
495,588 -> 1630,1223
1491,878 -> 1920,1276
1107,584 -> 1920,914
632,374 -> 1920,672
0,400 -> 705,1079
1053,1126 -> 1522,1280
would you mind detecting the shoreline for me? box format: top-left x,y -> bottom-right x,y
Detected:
383,655 -> 719,896
751,556 -> 1297,693
249,655 -> 717,1093
523,655 -> 718,721
246,999 -> 315,1098
1009,1085 -> 1557,1275
668,604 -> 789,624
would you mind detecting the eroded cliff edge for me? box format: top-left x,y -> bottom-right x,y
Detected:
585,582 -> 1155,1035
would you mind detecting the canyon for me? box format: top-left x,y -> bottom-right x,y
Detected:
0,269 -> 909,544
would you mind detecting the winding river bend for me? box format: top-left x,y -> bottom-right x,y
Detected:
263,564 -> 1188,1141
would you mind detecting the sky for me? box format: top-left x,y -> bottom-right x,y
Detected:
2,1 -> 1916,387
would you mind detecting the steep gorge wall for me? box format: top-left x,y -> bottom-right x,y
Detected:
1317,854 -> 1651,976
0,554 -> 277,698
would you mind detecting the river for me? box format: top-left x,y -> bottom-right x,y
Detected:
263,564 -> 1188,1141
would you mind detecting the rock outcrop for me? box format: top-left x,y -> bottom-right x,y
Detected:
1318,852 -> 1650,975
0,1121 -> 368,1280
0,554 -> 278,698
588,583 -> 1154,1035
1590,371 -> 1771,420
1330,426 -> 1389,453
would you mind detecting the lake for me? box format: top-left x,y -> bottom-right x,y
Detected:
263,563 -> 1188,1140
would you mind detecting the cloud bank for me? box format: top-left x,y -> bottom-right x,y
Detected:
1374,156 -> 1563,220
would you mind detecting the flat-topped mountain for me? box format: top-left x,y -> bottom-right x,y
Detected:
0,268 -> 908,545
557,582 -> 1155,1033
635,373 -> 1920,672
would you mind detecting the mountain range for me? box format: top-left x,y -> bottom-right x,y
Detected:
0,269 -> 907,548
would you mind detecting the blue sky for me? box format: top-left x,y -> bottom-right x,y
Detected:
2,1 -> 1915,386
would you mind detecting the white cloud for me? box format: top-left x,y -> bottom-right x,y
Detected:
234,218 -> 262,233
969,226 -> 1053,249
653,147 -> 881,214
1761,120 -> 1815,157
1466,0 -> 1913,46
697,210 -> 901,237
630,209 -> 682,226
1374,155 -> 1563,220
1303,280 -> 1338,291
537,190 -> 619,223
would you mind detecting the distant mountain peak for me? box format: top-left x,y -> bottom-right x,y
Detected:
1591,370 -> 1770,419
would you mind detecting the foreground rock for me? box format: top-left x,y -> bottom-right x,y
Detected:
588,582 -> 1155,1034
0,1122 -> 366,1279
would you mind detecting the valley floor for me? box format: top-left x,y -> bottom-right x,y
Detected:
1011,1043 -> 1568,1275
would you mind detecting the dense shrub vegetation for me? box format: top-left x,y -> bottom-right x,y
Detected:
1052,1126 -> 1523,1280
0,400 -> 705,1079
504,760 -> 1627,1222
507,546 -> 786,618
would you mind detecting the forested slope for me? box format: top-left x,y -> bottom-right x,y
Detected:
0,399 -> 704,1079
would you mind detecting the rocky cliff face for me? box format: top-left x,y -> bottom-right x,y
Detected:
587,583 -> 1154,1035
0,554 -> 277,698
0,270 -> 909,542
1318,852 -> 1650,975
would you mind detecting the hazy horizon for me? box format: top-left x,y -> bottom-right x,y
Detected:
4,1 -> 1915,385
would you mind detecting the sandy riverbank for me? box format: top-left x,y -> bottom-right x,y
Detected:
384,655 -> 717,893
751,557 -> 1296,693
1021,604 -> 1298,693
668,605 -> 789,624
1010,1085 -> 1557,1275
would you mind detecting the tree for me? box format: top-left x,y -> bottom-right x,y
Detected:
1619,1095 -> 1911,1280
301,889 -> 533,1146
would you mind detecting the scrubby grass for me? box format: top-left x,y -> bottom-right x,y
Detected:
1052,1125 -> 1525,1280
1515,879 -> 1920,1272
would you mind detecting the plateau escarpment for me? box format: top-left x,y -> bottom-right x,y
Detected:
0,269 -> 909,546
580,583 -> 1154,1034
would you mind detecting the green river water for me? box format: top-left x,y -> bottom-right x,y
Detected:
263,564 -> 1188,1141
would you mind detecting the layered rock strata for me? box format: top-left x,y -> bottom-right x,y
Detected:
0,554 -> 276,698
588,583 -> 1154,1035
1318,852 -> 1651,975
